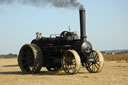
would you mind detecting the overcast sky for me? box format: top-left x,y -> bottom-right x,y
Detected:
0,0 -> 128,54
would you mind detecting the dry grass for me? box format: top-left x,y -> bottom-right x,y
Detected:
0,57 -> 128,85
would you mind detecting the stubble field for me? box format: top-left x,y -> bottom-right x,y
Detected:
0,54 -> 128,85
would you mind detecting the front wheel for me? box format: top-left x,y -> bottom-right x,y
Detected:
61,50 -> 81,74
85,50 -> 104,73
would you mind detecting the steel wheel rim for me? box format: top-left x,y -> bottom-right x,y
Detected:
62,50 -> 81,74
18,44 -> 43,74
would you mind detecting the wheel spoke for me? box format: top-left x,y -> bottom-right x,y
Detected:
88,63 -> 93,67
93,64 -> 96,72
96,62 -> 100,66
94,64 -> 99,69
65,56 -> 72,65
95,54 -> 99,62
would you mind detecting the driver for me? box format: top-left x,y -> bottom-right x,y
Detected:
36,32 -> 40,40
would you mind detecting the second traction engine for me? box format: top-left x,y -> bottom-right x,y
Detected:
18,8 -> 104,74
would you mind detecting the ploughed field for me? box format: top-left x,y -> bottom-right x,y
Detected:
0,54 -> 128,85
104,53 -> 128,62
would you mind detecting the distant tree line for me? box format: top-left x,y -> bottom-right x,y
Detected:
101,49 -> 128,55
0,53 -> 17,58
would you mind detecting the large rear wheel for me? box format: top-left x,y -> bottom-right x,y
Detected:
85,50 -> 104,73
18,44 -> 43,74
61,50 -> 81,74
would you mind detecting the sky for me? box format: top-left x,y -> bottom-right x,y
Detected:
0,0 -> 128,54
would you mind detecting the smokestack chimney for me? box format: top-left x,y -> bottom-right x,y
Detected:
79,8 -> 86,41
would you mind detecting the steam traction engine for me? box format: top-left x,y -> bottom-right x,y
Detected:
18,8 -> 104,74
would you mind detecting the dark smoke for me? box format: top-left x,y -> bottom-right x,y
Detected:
0,0 -> 84,9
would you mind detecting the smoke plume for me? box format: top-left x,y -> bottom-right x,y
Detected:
0,0 -> 84,9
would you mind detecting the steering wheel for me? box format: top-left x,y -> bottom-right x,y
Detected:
60,31 -> 68,37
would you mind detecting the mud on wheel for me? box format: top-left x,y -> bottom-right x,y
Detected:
18,44 -> 43,74
61,50 -> 81,74
85,50 -> 104,73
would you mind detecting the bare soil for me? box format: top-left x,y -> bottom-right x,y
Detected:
0,54 -> 128,85
104,53 -> 128,62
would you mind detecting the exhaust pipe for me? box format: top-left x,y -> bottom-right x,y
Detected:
79,8 -> 86,41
